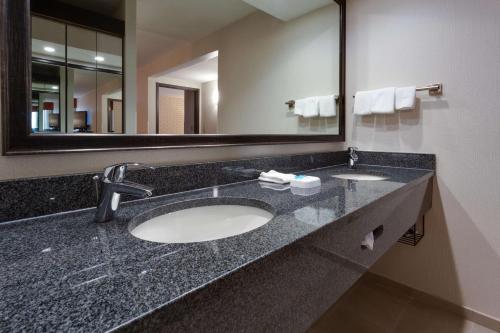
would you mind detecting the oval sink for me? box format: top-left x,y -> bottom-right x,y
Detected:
129,198 -> 274,244
332,173 -> 388,181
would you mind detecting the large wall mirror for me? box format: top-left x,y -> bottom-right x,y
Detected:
0,0 -> 345,154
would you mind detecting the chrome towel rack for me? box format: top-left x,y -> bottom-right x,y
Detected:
284,83 -> 442,108
285,95 -> 339,108
353,83 -> 443,98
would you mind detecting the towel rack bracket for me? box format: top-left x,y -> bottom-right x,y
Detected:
426,83 -> 443,96
417,83 -> 443,96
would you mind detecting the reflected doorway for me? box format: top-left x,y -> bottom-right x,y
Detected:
107,98 -> 123,133
156,84 -> 199,134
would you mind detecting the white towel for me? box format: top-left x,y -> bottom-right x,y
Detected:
353,90 -> 373,115
259,170 -> 295,184
318,95 -> 337,117
294,97 -> 318,118
396,86 -> 416,110
361,231 -> 375,250
370,87 -> 396,114
293,100 -> 303,116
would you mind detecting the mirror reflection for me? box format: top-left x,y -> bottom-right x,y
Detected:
30,0 -> 340,136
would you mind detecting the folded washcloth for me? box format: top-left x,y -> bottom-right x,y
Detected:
353,90 -> 373,115
294,97 -> 319,118
396,86 -> 416,110
259,170 -> 296,184
370,87 -> 396,114
318,94 -> 337,117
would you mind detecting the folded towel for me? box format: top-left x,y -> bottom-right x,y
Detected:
318,94 -> 337,117
370,87 -> 396,114
294,97 -> 318,118
293,100 -> 303,116
353,90 -> 373,115
259,170 -> 295,184
361,231 -> 375,250
396,86 -> 416,110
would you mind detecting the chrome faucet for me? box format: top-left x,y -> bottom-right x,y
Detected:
94,163 -> 155,223
348,147 -> 359,169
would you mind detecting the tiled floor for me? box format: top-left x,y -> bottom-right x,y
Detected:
308,274 -> 498,333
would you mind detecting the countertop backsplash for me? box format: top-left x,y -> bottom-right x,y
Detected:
0,150 -> 435,223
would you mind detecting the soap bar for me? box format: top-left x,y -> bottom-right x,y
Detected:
290,175 -> 321,188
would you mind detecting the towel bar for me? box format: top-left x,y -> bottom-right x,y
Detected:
352,83 -> 443,98
285,95 -> 339,108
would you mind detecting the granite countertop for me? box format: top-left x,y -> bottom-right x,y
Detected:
0,164 -> 433,332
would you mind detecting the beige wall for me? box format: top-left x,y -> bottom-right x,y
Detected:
214,5 -> 340,134
347,0 -> 500,320
137,4 -> 340,135
201,80 -> 218,134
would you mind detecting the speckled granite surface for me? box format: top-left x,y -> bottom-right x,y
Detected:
0,163 -> 434,332
0,151 -> 348,223
357,150 -> 436,170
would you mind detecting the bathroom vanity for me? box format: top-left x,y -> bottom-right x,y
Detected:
0,151 -> 434,332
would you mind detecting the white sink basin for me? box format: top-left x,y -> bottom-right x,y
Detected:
332,173 -> 388,181
129,199 -> 274,244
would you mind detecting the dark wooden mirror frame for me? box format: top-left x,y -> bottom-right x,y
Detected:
0,0 -> 346,155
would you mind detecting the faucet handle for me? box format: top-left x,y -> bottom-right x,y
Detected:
92,175 -> 101,204
348,147 -> 359,153
103,162 -> 155,182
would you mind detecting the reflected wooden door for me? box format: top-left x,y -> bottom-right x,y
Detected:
184,90 -> 199,134
107,99 -> 123,133
156,83 -> 200,134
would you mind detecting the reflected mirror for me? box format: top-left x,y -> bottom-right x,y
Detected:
29,0 -> 342,136
31,12 -> 124,134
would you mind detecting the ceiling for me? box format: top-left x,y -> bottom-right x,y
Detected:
165,56 -> 218,83
137,0 -> 255,42
136,0 -> 255,65
242,0 -> 333,21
